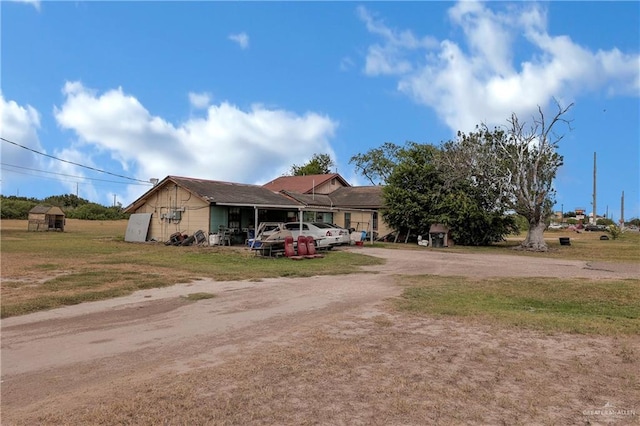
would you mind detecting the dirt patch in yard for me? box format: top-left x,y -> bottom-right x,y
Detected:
2,248 -> 638,425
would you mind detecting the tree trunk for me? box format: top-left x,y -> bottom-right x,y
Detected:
520,220 -> 548,251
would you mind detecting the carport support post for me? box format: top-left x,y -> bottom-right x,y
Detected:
254,206 -> 258,238
370,211 -> 374,245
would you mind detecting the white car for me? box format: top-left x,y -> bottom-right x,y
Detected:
253,221 -> 349,249
282,222 -> 347,249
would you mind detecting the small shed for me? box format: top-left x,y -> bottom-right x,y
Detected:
28,205 -> 65,232
429,223 -> 452,248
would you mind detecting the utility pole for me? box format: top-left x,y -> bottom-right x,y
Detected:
592,152 -> 597,224
621,191 -> 625,228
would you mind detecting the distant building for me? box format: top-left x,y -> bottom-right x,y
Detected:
28,205 -> 65,231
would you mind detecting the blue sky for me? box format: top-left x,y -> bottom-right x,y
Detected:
2,1 -> 638,221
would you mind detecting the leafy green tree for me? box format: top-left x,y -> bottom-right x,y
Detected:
349,142 -> 401,185
596,218 -> 614,226
627,218 -> 640,227
382,143 -> 441,236
43,194 -> 89,209
66,203 -> 127,220
0,196 -> 40,219
0,194 -> 127,220
379,142 -> 518,246
290,153 -> 335,176
511,214 -> 530,232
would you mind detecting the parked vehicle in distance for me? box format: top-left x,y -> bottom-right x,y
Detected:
584,224 -> 608,232
283,222 -> 348,248
310,222 -> 350,245
252,222 -> 342,250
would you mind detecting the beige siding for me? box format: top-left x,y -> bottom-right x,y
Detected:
333,210 -> 392,239
314,177 -> 346,194
130,183 -> 210,242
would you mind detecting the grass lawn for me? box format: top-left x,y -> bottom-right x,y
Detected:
2,220 -> 639,425
387,231 -> 639,336
395,275 -> 640,335
1,219 -> 382,317
2,219 -> 638,321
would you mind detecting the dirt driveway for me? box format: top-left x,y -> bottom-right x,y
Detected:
2,248 -> 638,425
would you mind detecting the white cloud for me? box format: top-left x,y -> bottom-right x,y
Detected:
188,92 -> 211,109
8,0 -> 40,11
357,6 -> 438,76
0,94 -> 44,172
228,32 -> 249,49
360,2 -> 640,133
54,82 -> 338,205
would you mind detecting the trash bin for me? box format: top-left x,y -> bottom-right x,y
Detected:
430,232 -> 445,248
209,233 -> 220,246
361,230 -> 367,241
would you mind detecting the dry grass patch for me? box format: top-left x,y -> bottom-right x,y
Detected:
395,275 -> 640,335
9,314 -> 639,425
1,220 -> 382,317
378,230 -> 640,263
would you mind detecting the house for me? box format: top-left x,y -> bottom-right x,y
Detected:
327,186 -> 391,238
124,176 -> 303,243
28,205 -> 65,232
263,174 -> 391,238
123,174 -> 392,243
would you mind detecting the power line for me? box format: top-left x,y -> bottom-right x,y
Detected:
1,137 -> 151,184
1,162 -> 152,186
1,167 -> 143,189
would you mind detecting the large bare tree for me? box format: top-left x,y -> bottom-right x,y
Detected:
443,101 -> 573,251
504,103 -> 573,250
456,102 -> 574,251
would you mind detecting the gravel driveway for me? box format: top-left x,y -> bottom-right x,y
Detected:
2,247 -> 638,424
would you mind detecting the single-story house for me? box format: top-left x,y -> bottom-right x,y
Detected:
28,205 -> 65,231
263,173 -> 392,238
124,176 -> 304,243
124,174 -> 391,243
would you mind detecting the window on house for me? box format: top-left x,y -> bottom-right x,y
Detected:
373,212 -> 378,231
228,207 -> 241,231
344,213 -> 351,230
